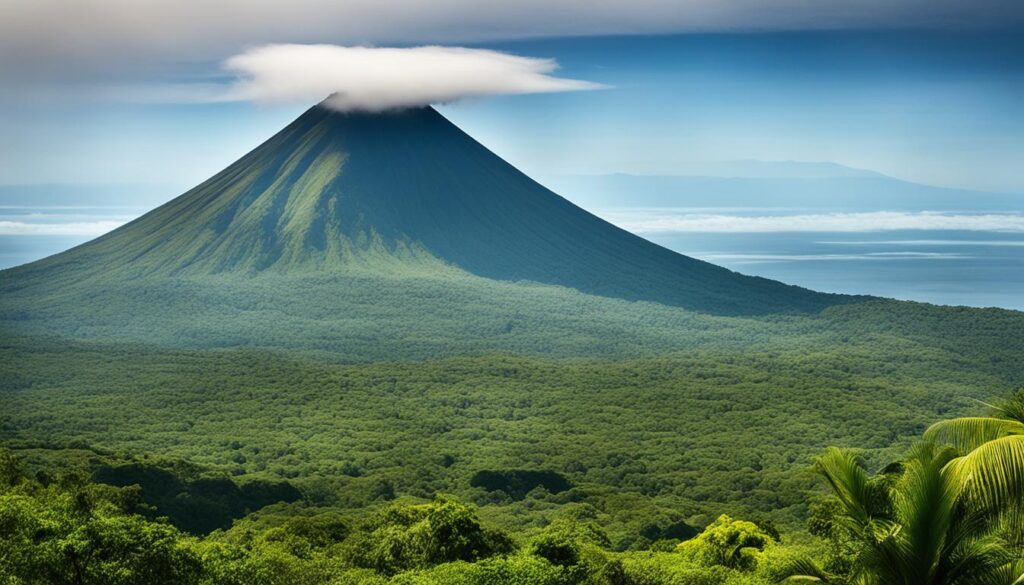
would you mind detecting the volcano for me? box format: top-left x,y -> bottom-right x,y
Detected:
3,103 -> 845,317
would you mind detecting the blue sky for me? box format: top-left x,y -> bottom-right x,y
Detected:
460,32 -> 1024,192
1,30 -> 1021,196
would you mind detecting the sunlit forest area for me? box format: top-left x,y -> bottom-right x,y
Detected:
3,313 -> 1024,584
4,388 -> 1024,584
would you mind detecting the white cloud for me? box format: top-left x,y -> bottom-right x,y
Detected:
599,210 -> 1024,233
216,44 -> 603,111
820,239 -> 1024,246
0,220 -> 128,236
699,252 -> 970,264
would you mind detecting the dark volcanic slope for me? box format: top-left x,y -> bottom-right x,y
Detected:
2,104 -> 852,315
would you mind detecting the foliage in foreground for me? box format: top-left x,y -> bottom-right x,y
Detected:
818,449 -> 1020,583
7,390 -> 1024,585
924,390 -> 1024,523
0,446 -> 804,585
789,406 -> 1024,584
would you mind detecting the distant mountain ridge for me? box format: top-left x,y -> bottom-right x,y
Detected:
546,168 -> 1024,211
1,103 -> 850,316
626,160 -> 887,180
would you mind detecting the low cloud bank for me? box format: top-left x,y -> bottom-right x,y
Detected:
219,44 -> 603,111
0,220 -> 129,236
601,211 -> 1024,233
699,251 -> 970,264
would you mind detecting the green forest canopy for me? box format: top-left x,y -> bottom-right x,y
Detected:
5,392 -> 1024,585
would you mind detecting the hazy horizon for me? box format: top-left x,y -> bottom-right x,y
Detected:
3,150 -> 1022,310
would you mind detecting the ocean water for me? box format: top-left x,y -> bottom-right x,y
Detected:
1,205 -> 1022,311
644,230 -> 1024,310
585,206 -> 1024,311
0,235 -> 92,269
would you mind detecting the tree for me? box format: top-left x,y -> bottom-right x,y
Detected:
924,389 -> 1024,519
342,495 -> 513,575
528,517 -> 611,568
676,514 -> 772,570
785,445 -> 1024,584
0,471 -> 202,585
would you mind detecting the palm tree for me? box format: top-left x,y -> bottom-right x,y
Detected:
784,445 -> 1024,584
924,390 -> 1024,543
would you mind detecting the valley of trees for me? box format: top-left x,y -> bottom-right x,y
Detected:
3,332 -> 1017,536
2,327 -> 1023,583
4,390 -> 1024,584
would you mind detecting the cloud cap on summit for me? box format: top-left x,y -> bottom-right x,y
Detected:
217,44 -> 604,112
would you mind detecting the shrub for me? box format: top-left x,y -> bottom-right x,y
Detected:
343,495 -> 513,575
676,515 -> 772,570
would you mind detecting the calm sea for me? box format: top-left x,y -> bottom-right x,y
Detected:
646,230 -> 1024,311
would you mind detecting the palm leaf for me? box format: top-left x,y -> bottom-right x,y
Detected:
924,418 -> 1024,454
959,557 -> 1024,585
939,531 -> 1015,585
893,444 -> 959,580
778,557 -> 832,583
992,502 -> 1024,547
813,448 -> 876,530
991,392 -> 1024,425
946,435 -> 1024,513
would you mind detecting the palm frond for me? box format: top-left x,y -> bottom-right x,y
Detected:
924,418 -> 1024,454
991,391 -> 1024,425
938,533 -> 1015,585
813,448 -> 877,530
894,444 -> 959,580
946,435 -> 1024,513
855,536 -> 909,585
777,557 -> 832,583
992,502 -> 1024,547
